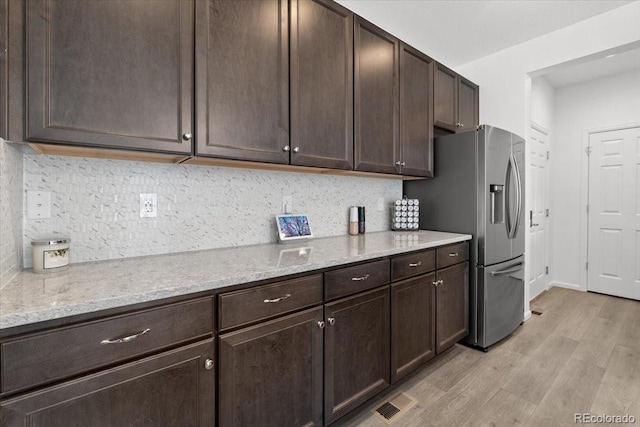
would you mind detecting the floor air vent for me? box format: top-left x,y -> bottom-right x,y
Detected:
532,309 -> 543,316
372,392 -> 417,424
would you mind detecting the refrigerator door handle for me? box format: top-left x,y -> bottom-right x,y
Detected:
490,262 -> 524,276
505,155 -> 515,238
512,154 -> 523,238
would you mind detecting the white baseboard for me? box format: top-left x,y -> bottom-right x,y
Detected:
549,281 -> 585,292
523,310 -> 532,321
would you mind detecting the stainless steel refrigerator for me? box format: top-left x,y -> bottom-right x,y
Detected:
404,125 -> 525,350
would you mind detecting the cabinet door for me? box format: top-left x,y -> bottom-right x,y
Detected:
324,286 -> 390,424
354,17 -> 399,174
433,62 -> 457,133
435,262 -> 469,353
399,43 -> 434,177
391,273 -> 436,383
457,76 -> 479,133
195,0 -> 289,164
219,307 -> 323,427
0,340 -> 215,427
26,0 -> 193,153
290,0 -> 353,170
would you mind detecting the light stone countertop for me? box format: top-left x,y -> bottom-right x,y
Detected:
0,230 -> 471,330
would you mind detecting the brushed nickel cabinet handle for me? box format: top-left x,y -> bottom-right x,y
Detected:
292,147 -> 300,153
328,317 -> 336,325
263,294 -> 292,303
432,281 -> 439,287
101,328 -> 150,345
204,359 -> 214,370
448,253 -> 459,257
282,146 -> 290,152
182,132 -> 192,141
409,261 -> 422,267
317,321 -> 325,329
351,274 -> 370,281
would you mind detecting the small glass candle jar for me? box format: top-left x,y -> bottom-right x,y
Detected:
31,237 -> 70,274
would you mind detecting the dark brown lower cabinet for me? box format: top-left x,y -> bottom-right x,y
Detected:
391,273 -> 436,383
435,262 -> 470,353
218,307 -> 324,427
0,339 -> 215,427
324,286 -> 390,425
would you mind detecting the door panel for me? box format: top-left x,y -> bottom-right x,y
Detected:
354,17 -> 399,174
195,0 -> 289,163
528,126 -> 548,299
481,126 -> 513,266
478,257 -> 524,348
26,0 -> 193,153
457,76 -> 478,133
290,0 -> 353,169
588,127 -> 640,300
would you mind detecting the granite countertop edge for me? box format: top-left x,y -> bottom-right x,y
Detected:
0,231 -> 472,330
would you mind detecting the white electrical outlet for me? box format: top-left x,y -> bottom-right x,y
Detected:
377,197 -> 384,211
140,193 -> 157,218
282,195 -> 293,214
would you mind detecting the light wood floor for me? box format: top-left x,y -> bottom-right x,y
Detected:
338,287 -> 640,426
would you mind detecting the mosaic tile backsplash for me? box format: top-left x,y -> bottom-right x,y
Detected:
23,155 -> 401,268
0,140 -> 24,288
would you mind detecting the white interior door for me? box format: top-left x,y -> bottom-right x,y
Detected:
588,126 -> 640,300
528,124 -> 548,299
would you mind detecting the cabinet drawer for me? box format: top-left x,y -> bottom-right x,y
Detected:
218,274 -> 323,331
391,249 -> 435,281
1,297 -> 213,395
325,259 -> 390,300
436,242 -> 469,269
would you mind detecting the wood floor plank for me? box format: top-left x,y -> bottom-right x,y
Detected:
571,315 -> 623,369
418,348 -> 526,426
422,345 -> 485,392
346,288 -> 639,427
502,334 -> 579,405
591,345 -> 640,416
525,358 -> 605,426
617,301 -> 640,354
552,291 -> 607,341
477,389 -> 537,427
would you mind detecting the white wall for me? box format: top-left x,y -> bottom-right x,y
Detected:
457,2 -> 640,138
0,139 -> 23,288
552,68 -> 640,290
531,77 -> 555,131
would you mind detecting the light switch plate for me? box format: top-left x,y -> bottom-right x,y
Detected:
26,190 -> 52,219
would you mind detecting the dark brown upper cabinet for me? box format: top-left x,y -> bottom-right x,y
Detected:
25,0 -> 193,154
290,0 -> 353,170
195,0 -> 289,164
399,43 -> 434,177
354,17 -> 399,175
434,62 -> 479,134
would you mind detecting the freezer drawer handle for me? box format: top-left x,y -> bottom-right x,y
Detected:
263,294 -> 292,303
490,262 -> 524,277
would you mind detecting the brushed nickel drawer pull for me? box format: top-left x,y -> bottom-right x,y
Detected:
351,274 -> 370,281
101,328 -> 150,345
263,294 -> 292,303
409,261 -> 422,267
448,253 -> 459,257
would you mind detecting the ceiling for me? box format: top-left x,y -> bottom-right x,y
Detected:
337,0 -> 635,68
